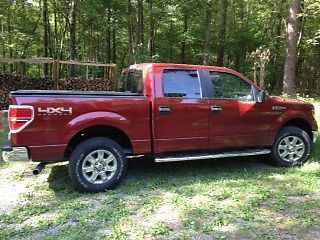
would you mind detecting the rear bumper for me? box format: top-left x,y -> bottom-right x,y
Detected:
2,144 -> 29,162
313,131 -> 317,143
1,141 -> 67,162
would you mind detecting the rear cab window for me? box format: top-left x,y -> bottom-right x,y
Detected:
118,70 -> 143,94
162,69 -> 202,98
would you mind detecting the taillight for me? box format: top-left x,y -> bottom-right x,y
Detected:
8,105 -> 34,133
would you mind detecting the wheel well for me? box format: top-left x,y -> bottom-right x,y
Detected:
283,118 -> 313,140
64,125 -> 133,159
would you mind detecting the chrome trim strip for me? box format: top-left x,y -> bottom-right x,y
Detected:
155,149 -> 271,163
2,147 -> 29,162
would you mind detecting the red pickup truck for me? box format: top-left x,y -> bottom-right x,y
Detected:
2,63 -> 318,192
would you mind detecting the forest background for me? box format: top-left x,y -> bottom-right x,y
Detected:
0,0 -> 319,95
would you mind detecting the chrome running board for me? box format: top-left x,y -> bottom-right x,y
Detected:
155,148 -> 271,163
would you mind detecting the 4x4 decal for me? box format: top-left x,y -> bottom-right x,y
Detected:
37,107 -> 72,116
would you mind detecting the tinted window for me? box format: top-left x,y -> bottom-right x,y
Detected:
210,72 -> 253,102
163,70 -> 201,98
118,70 -> 143,94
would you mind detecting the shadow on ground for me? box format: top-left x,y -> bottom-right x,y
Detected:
43,154 -> 320,239
47,155 -> 280,194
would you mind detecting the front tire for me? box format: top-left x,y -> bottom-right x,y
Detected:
271,126 -> 312,167
69,137 -> 127,193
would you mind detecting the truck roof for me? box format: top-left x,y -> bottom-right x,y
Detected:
131,63 -> 231,71
126,63 -> 249,81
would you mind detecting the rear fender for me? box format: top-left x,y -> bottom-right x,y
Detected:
61,111 -> 131,144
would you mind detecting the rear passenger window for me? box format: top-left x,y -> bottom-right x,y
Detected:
163,70 -> 201,98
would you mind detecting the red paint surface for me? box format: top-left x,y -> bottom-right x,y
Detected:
7,63 -> 318,162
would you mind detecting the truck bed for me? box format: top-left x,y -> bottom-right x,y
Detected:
10,90 -> 142,97
8,91 -> 151,161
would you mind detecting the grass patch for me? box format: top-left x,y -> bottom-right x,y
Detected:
0,100 -> 319,239
0,132 -> 7,162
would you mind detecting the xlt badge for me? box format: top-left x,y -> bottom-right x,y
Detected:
272,106 -> 287,111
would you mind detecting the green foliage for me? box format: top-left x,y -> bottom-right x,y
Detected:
0,0 -> 319,93
0,132 -> 6,162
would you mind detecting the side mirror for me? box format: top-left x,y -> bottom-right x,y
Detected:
255,89 -> 266,103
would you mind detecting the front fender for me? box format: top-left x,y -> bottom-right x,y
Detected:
270,109 -> 313,143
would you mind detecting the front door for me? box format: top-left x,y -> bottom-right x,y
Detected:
206,71 -> 270,150
154,68 -> 210,153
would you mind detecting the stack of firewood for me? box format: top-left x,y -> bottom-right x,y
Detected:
0,94 -> 8,110
0,74 -> 53,89
59,78 -> 114,91
0,110 -> 8,133
0,75 -> 54,109
0,75 -> 114,109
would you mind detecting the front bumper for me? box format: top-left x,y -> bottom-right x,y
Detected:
2,145 -> 29,162
313,131 -> 317,143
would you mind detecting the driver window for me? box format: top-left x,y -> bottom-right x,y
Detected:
209,72 -> 253,102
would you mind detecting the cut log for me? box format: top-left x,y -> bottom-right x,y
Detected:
0,74 -> 114,110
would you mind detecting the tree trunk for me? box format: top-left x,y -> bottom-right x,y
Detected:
112,28 -> 116,63
53,0 -> 58,58
283,0 -> 300,95
270,0 -> 284,91
296,1 -> 306,90
69,0 -> 78,77
169,22 -> 173,62
203,1 -> 213,65
180,14 -> 188,64
216,0 -> 228,67
128,0 -> 135,63
260,63 -> 266,89
107,4 -> 111,63
8,4 -> 13,72
1,15 -> 5,72
89,17 -> 93,61
147,0 -> 155,58
253,64 -> 258,85
234,0 -> 245,71
59,14 -> 69,60
137,0 -> 144,45
43,0 -> 49,75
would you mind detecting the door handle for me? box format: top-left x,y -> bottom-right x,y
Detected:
159,106 -> 172,115
211,106 -> 223,114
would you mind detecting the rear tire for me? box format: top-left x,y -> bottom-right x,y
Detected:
69,137 -> 127,193
271,126 -> 312,167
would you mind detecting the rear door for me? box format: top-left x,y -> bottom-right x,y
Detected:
153,67 -> 210,153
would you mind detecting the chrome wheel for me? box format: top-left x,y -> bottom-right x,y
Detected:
277,136 -> 305,163
81,150 -> 117,184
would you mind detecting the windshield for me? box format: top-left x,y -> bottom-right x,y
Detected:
118,70 -> 143,94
